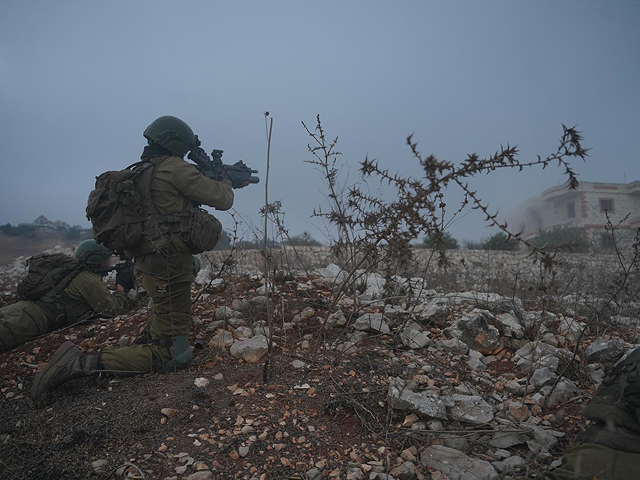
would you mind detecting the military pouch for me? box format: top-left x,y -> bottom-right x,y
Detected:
183,208 -> 222,254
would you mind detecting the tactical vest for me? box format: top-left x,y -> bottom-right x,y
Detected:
126,156 -> 222,258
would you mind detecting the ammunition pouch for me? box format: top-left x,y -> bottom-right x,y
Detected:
128,208 -> 221,257
183,208 -> 222,254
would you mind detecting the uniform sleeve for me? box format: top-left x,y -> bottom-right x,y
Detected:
66,272 -> 130,317
167,158 -> 234,210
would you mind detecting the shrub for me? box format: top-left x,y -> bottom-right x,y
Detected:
420,232 -> 459,250
289,232 -> 323,247
481,232 -> 519,251
530,226 -> 589,253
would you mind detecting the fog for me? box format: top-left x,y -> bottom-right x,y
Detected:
0,1 -> 638,244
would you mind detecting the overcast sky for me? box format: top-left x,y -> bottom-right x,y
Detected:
0,1 -> 638,244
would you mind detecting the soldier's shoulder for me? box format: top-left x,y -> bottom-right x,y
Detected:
162,155 -> 191,167
67,270 -> 102,287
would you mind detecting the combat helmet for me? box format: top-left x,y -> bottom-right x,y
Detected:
75,239 -> 113,267
143,115 -> 196,157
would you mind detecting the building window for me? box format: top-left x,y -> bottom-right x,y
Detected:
600,198 -> 614,213
602,234 -> 615,251
567,202 -> 575,218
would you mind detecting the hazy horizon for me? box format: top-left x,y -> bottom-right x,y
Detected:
1,1 -> 638,244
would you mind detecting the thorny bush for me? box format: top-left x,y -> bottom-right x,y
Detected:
303,115 -> 588,280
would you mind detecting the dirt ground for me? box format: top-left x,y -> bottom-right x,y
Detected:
0,274 -> 595,480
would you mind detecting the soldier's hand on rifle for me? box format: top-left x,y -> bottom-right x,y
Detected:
116,268 -> 136,293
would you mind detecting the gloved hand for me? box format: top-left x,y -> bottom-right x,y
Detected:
116,267 -> 136,293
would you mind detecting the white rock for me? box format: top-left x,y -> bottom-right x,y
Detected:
230,335 -> 269,363
215,306 -> 242,320
448,394 -> 494,424
495,312 -> 525,339
354,313 -> 390,334
194,377 -> 210,388
400,324 -> 431,349
387,377 -> 448,420
421,445 -> 498,480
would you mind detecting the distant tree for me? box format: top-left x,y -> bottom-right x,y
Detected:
288,232 -> 322,247
530,227 -> 589,253
0,223 -> 36,238
0,223 -> 16,236
481,232 -> 519,251
420,232 -> 459,250
238,238 -> 280,250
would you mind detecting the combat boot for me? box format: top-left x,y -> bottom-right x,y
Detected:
31,341 -> 100,408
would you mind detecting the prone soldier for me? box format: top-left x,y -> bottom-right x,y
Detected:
0,239 -> 134,353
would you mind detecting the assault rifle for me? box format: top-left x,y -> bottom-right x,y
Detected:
93,258 -> 134,277
187,135 -> 259,189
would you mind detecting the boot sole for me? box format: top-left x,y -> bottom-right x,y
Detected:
31,341 -> 76,407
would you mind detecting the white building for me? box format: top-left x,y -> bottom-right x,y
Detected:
515,181 -> 640,250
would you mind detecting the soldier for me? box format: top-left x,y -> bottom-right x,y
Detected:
527,348 -> 640,480
0,239 -> 134,353
32,116 -> 233,406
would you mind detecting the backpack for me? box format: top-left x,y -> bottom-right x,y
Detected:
17,253 -> 85,301
86,162 -> 154,253
87,157 -> 223,257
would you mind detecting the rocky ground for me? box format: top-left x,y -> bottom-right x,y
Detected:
1,253 -> 639,480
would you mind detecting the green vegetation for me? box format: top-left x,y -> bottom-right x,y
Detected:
465,232 -> 519,251
419,232 -> 459,250
288,232 -> 323,247
0,223 -> 36,238
530,226 -> 589,253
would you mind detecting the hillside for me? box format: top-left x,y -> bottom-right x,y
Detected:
1,252 -> 637,479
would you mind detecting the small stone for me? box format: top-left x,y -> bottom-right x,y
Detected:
194,377 -> 210,388
293,307 -> 316,323
233,326 -> 254,339
292,360 -> 306,369
161,408 -> 180,418
186,472 -> 213,480
213,373 -> 224,381
239,446 -> 250,457
306,468 -> 323,480
507,401 -> 529,422
229,335 -> 269,363
92,459 -> 108,473
403,414 -> 419,427
449,394 -> 494,424
209,331 -> 234,348
215,306 -> 242,320
353,313 -> 391,334
531,367 -> 555,388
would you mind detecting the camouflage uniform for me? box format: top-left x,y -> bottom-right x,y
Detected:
0,270 -> 128,353
526,348 -> 640,480
100,152 -> 233,374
